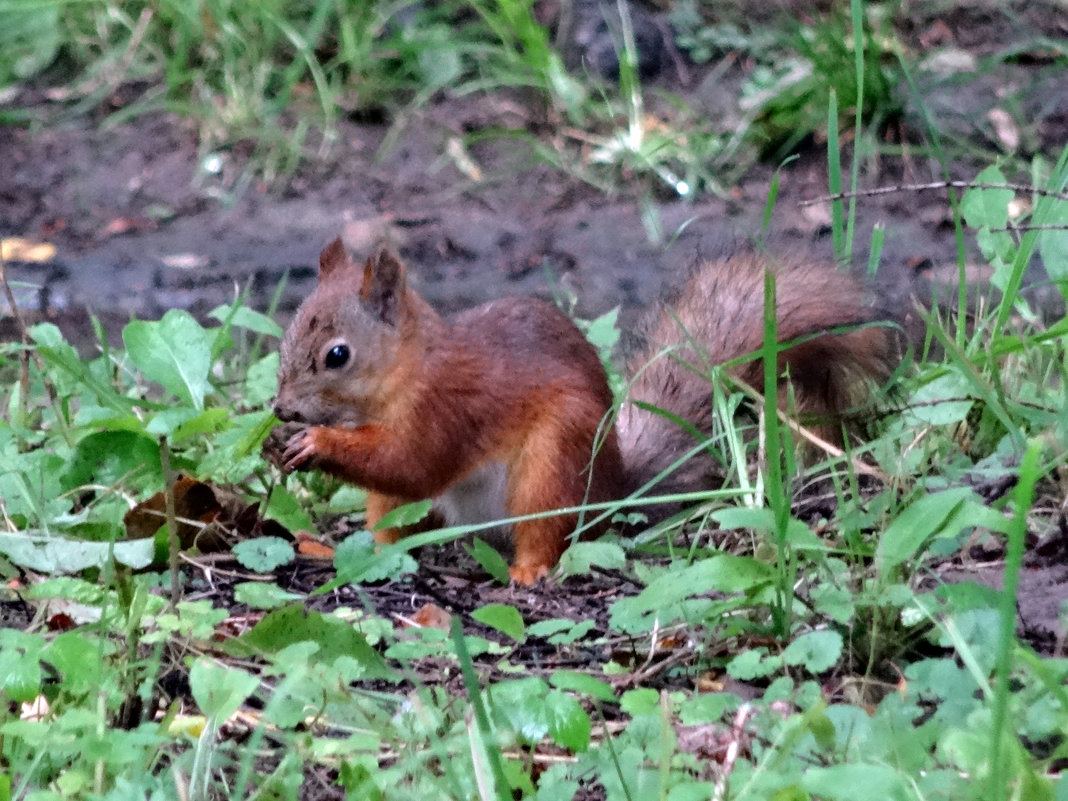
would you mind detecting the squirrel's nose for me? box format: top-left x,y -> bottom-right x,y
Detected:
273,402 -> 299,422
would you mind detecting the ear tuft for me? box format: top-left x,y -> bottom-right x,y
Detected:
318,237 -> 352,281
360,245 -> 407,325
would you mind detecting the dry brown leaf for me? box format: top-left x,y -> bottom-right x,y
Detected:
1,237 -> 56,263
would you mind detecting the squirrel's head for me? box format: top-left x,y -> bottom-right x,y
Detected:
273,238 -> 412,427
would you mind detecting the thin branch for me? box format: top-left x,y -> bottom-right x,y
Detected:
801,181 -> 1068,206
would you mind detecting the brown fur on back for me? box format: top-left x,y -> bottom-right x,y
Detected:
617,252 -> 895,498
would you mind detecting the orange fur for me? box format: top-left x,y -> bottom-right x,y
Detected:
274,239 -> 895,585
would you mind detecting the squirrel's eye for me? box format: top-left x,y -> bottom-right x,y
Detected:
324,344 -> 350,369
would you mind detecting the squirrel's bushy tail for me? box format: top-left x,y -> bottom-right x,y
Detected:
616,252 -> 896,502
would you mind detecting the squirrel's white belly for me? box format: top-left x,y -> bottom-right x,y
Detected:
434,462 -> 509,530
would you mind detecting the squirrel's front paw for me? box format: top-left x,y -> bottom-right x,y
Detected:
263,422 -> 305,470
281,427 -> 322,473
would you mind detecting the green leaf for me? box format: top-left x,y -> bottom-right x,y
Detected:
232,537 -> 295,573
264,485 -> 313,533
243,352 -> 281,408
619,688 -> 659,715
197,410 -> 276,483
678,693 -> 739,725
208,304 -> 284,338
0,531 -> 156,573
727,647 -> 780,680
907,371 -> 974,425
234,582 -> 304,609
875,488 -> 975,574
490,677 -> 552,742
471,603 -> 526,642
1038,196 -> 1068,281
712,507 -> 822,548
610,555 -> 775,632
557,541 -> 627,576
43,632 -> 104,697
332,531 -> 418,585
374,499 -> 433,530
543,691 -> 591,752
528,617 -> 594,645
123,310 -> 213,409
801,764 -> 912,801
62,430 -> 162,491
549,672 -> 616,703
467,537 -> 510,584
0,629 -> 45,703
189,659 -> 259,720
146,407 -> 229,442
960,165 -> 1013,230
0,3 -> 60,86
582,307 -> 621,352
782,630 -> 843,673
229,603 -> 394,680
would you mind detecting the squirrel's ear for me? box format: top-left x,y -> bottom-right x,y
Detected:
318,237 -> 353,281
359,246 -> 407,325
313,238 -> 352,281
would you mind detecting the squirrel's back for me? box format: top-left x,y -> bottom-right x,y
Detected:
618,252 -> 895,498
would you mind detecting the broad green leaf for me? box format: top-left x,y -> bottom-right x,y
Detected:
875,487 -> 975,574
0,629 -> 45,703
611,554 -> 775,632
490,678 -> 552,743
907,371 -> 973,425
489,679 -> 591,751
557,541 -> 627,576
960,166 -> 1013,230
228,603 -> 394,680
31,324 -> 128,411
712,507 -> 821,548
243,352 -> 280,408
146,407 -> 228,442
471,603 -> 526,642
0,4 -> 60,86
619,688 -> 659,715
208,304 -> 283,337
123,310 -> 213,409
44,632 -> 105,697
0,531 -> 156,573
543,691 -> 590,752
782,629 -> 843,673
332,531 -> 418,585
374,499 -> 433,530
265,485 -> 312,534
801,764 -> 911,801
234,582 -> 304,609
189,659 -> 259,720
678,693 -> 740,725
467,537 -> 510,584
549,672 -> 615,703
233,537 -> 295,573
1038,196 -> 1068,281
528,618 -> 594,645
582,307 -> 621,352
62,430 -> 162,491
198,410 -> 276,483
727,647 -> 780,680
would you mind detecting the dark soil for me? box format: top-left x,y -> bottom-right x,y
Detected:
2,4 -> 1067,655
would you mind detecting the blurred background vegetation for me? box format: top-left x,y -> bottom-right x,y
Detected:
2,0 -> 1062,193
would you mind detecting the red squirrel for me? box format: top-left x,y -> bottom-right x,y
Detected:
271,238 -> 894,585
